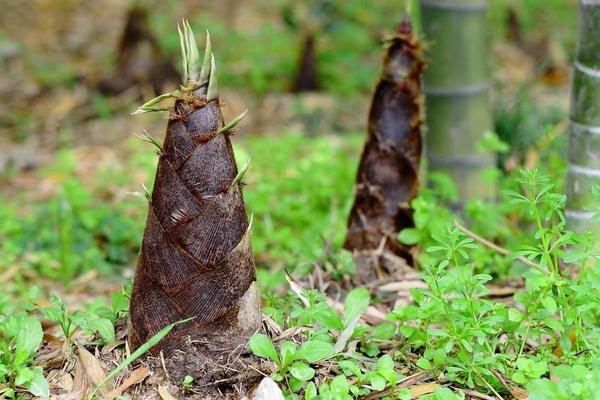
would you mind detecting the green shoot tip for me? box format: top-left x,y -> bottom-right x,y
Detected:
132,130 -> 163,151
206,53 -> 219,101
229,157 -> 250,191
217,109 -> 248,135
200,30 -> 212,83
132,90 -> 179,115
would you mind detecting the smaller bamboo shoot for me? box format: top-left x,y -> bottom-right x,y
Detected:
292,34 -> 320,92
344,17 -> 425,282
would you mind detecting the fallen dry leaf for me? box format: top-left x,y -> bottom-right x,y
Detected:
410,382 -> 439,398
378,280 -> 427,292
101,340 -> 125,354
158,385 -> 179,400
362,371 -> 432,400
72,356 -> 93,396
77,345 -> 112,393
0,264 -> 18,282
485,286 -> 519,297
57,372 -> 74,392
285,271 -> 310,307
104,366 -> 150,400
451,387 -> 496,400
335,317 -> 359,353
491,369 -> 528,400
508,386 -> 528,400
56,390 -> 85,400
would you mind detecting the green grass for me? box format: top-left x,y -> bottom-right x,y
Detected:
239,132 -> 362,266
0,131 -> 363,398
0,132 -> 363,288
4,128 -> 600,399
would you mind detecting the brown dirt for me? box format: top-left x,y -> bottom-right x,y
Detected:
129,340 -> 276,399
37,314 -> 276,399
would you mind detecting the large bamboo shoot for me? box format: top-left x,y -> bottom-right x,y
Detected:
128,23 -> 261,356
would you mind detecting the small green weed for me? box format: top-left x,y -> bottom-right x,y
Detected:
0,313 -> 49,399
182,375 -> 194,393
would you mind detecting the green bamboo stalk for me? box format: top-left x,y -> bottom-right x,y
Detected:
420,0 -> 494,201
566,0 -> 600,235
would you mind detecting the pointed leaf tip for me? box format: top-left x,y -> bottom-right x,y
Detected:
177,24 -> 188,83
141,182 -> 151,201
217,109 -> 248,135
200,29 -> 212,83
248,212 -> 254,232
180,22 -> 192,83
229,157 -> 250,191
132,130 -> 163,151
132,90 -> 179,115
185,20 -> 200,82
207,53 -> 219,101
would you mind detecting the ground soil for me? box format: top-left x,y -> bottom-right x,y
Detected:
129,340 -> 276,399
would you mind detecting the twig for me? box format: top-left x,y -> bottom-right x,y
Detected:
485,286 -> 519,297
246,363 -> 269,378
454,220 -> 547,273
159,351 -> 169,380
362,370 -> 431,400
451,386 -> 495,400
491,370 -> 528,400
472,367 -> 504,400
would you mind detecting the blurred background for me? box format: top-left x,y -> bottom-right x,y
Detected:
0,0 -> 578,297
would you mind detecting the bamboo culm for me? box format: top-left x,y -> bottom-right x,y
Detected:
420,0 -> 494,201
566,0 -> 600,236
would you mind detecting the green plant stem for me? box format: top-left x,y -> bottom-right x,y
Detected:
431,273 -> 464,353
518,323 -> 531,358
532,206 -> 552,271
453,220 -> 547,273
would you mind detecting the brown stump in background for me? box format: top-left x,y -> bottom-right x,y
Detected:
128,24 -> 261,356
344,18 -> 425,283
98,7 -> 179,96
292,33 -> 320,92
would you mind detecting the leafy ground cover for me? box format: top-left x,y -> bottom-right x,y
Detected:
3,125 -> 600,399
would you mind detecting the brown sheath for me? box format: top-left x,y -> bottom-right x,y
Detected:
128,31 -> 261,355
344,18 -> 425,278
